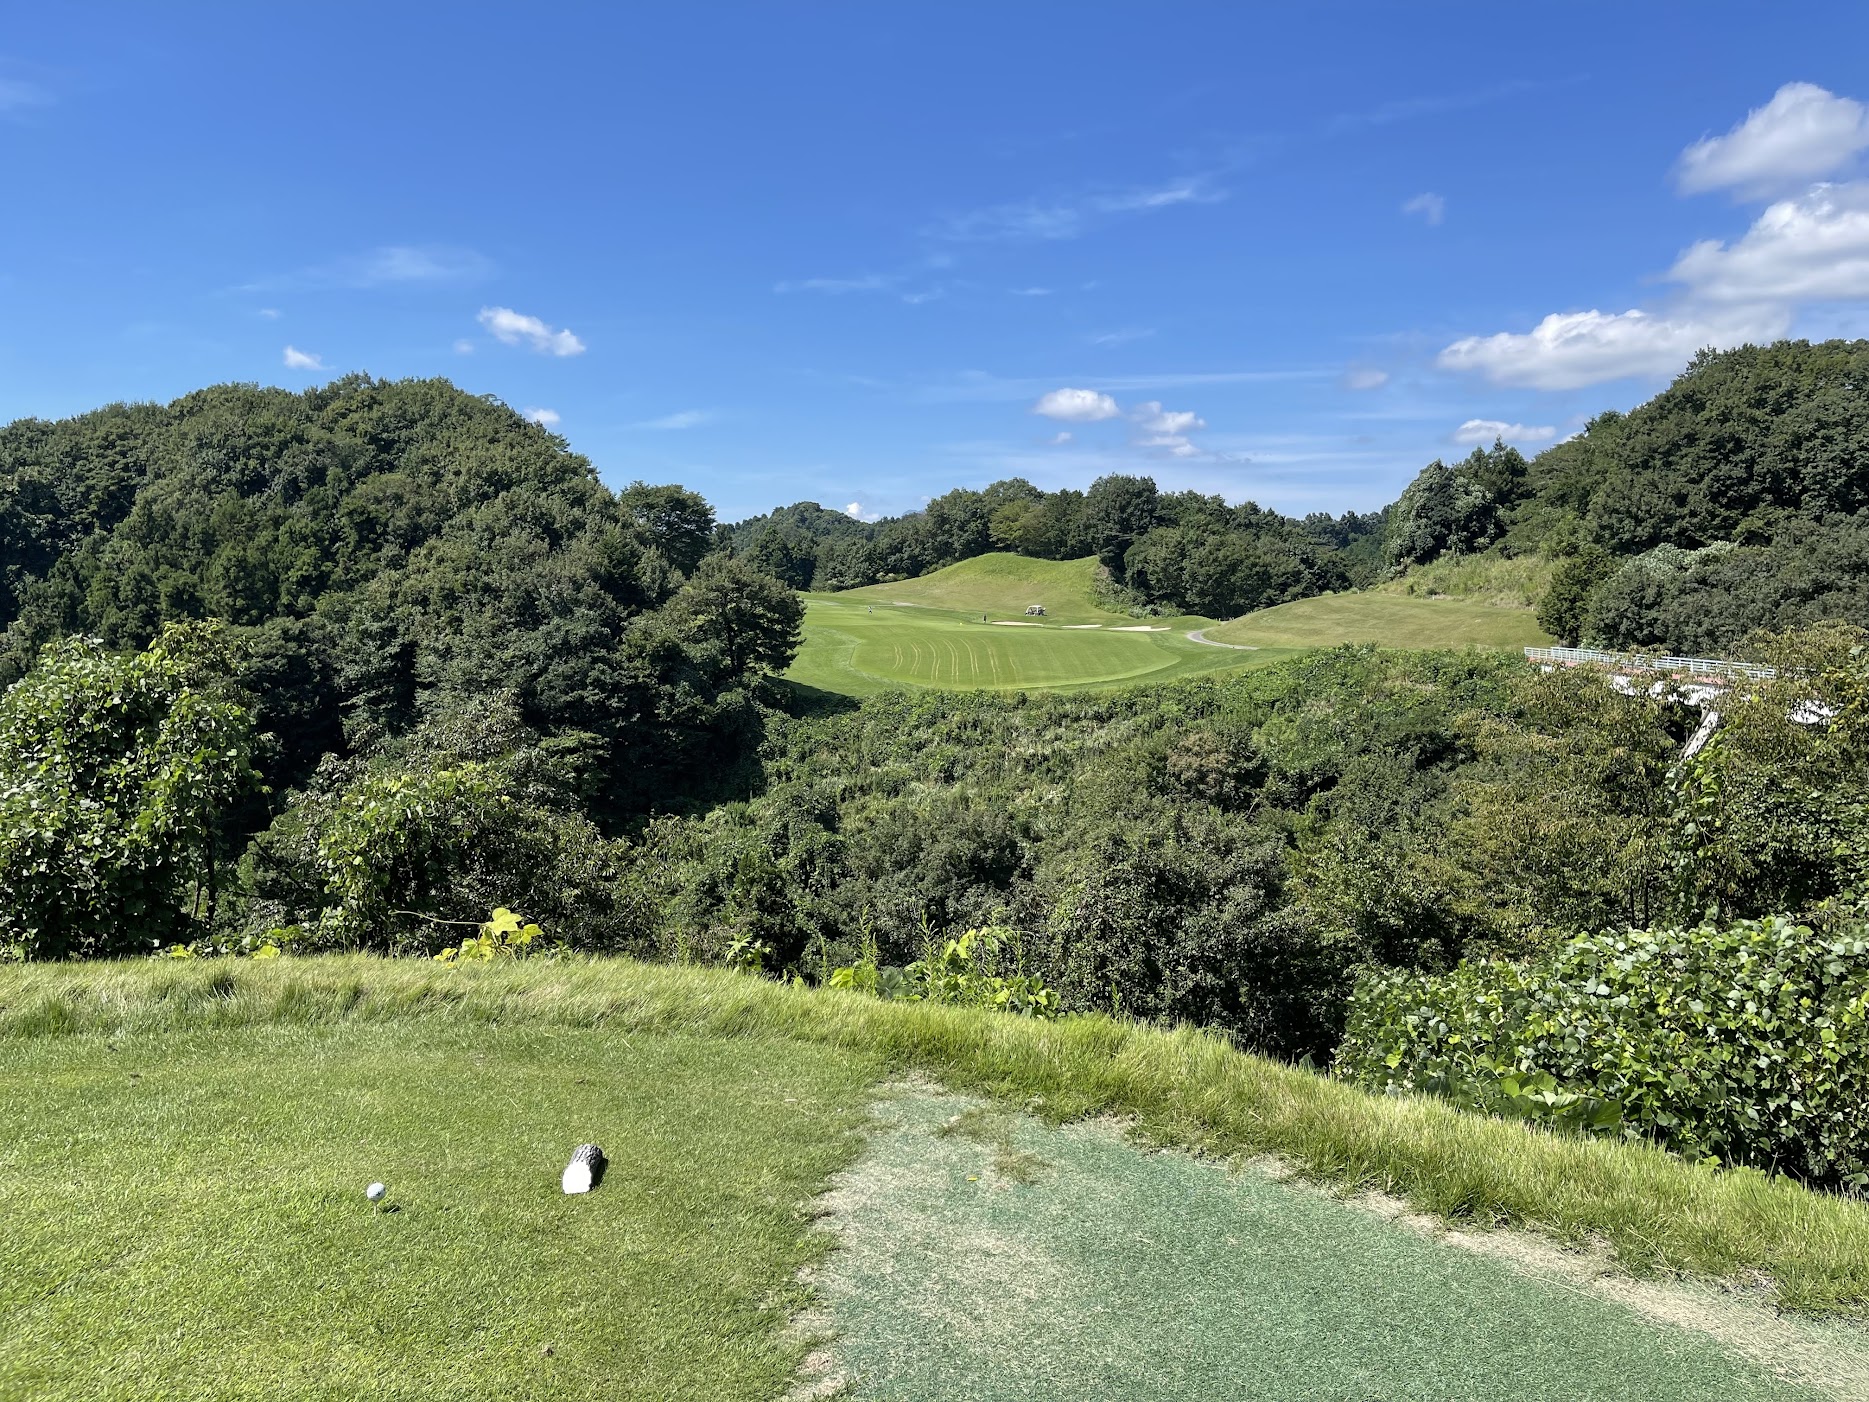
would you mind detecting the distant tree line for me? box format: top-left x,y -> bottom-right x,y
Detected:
726,477 -> 1388,618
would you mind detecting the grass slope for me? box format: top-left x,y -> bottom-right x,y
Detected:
829,553 -> 1148,626
7,957 -> 1869,1323
788,594 -> 1289,697
1207,590 -> 1554,649
1,1018 -> 874,1402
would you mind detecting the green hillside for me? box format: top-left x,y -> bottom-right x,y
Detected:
831,553 -> 1183,627
1205,590 -> 1553,649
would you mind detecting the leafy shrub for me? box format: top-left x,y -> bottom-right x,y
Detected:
0,625 -> 256,959
831,924 -> 1060,1018
1335,917 -> 1869,1189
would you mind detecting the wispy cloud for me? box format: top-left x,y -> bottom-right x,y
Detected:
634,409 -> 712,430
0,78 -> 51,113
1010,286 -> 1053,297
525,407 -> 561,427
452,338 -> 475,355
1401,192 -> 1446,226
927,175 -> 1225,243
1088,327 -> 1156,347
477,306 -> 586,356
242,244 -> 493,294
282,345 -> 324,370
914,366 -> 1330,404
773,273 -> 895,294
1341,366 -> 1390,390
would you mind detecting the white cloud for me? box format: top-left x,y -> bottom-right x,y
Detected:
1453,418 -> 1556,446
524,407 -> 561,427
842,501 -> 883,522
1132,402 -> 1206,437
452,338 -> 475,354
1033,387 -> 1121,422
1048,431 -> 1073,445
635,409 -> 712,430
1669,181 -> 1869,303
282,345 -> 324,370
258,307 -> 281,320
1437,305 -> 1790,390
477,306 -> 586,356
1011,286 -> 1053,296
1132,400 -> 1207,457
1342,366 -> 1390,390
1401,192 -> 1446,226
1677,82 -> 1869,197
1089,327 -> 1155,347
900,289 -> 945,305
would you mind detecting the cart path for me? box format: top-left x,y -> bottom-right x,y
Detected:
1186,628 -> 1259,649
795,1088 -> 1869,1402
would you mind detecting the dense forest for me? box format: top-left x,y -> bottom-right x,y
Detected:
7,341 -> 1869,1067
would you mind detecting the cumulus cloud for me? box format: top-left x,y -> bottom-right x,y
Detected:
1669,181 -> 1869,303
1132,400 -> 1207,457
477,306 -> 585,356
1342,366 -> 1390,391
524,407 -> 561,427
1453,418 -> 1556,446
282,345 -> 324,370
634,409 -> 711,430
844,501 -> 882,522
1437,305 -> 1790,390
1033,387 -> 1121,422
1401,192 -> 1446,225
1677,82 -> 1869,197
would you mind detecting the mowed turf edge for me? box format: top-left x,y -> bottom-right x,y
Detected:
6,956 -> 1869,1319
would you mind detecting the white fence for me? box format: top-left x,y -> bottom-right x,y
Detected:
1523,645 -> 1778,682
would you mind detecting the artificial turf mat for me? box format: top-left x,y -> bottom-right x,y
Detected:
812,1090 -> 1838,1402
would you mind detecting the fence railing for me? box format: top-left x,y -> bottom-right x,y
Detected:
1523,645 -> 1778,682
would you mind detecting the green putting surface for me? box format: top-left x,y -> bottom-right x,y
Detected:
813,1090 -> 1844,1402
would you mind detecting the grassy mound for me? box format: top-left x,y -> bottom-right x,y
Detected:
1206,590 -> 1553,649
7,956 -> 1868,1322
1372,553 -> 1558,608
828,553 -> 1156,627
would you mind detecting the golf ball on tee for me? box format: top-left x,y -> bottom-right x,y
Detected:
366,1182 -> 386,1202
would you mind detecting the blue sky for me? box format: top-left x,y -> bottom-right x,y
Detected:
5,4 -> 1869,523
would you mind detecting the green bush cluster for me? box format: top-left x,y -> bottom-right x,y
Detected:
1335,917 -> 1869,1189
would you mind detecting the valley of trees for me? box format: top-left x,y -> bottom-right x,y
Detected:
7,340 -> 1869,1185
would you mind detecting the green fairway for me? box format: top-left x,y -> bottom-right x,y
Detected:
786,594 -> 1291,696
0,1021 -> 877,1402
813,1090 -> 1857,1401
1206,589 -> 1554,649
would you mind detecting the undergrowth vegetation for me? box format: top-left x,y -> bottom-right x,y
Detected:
1337,917 -> 1869,1191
